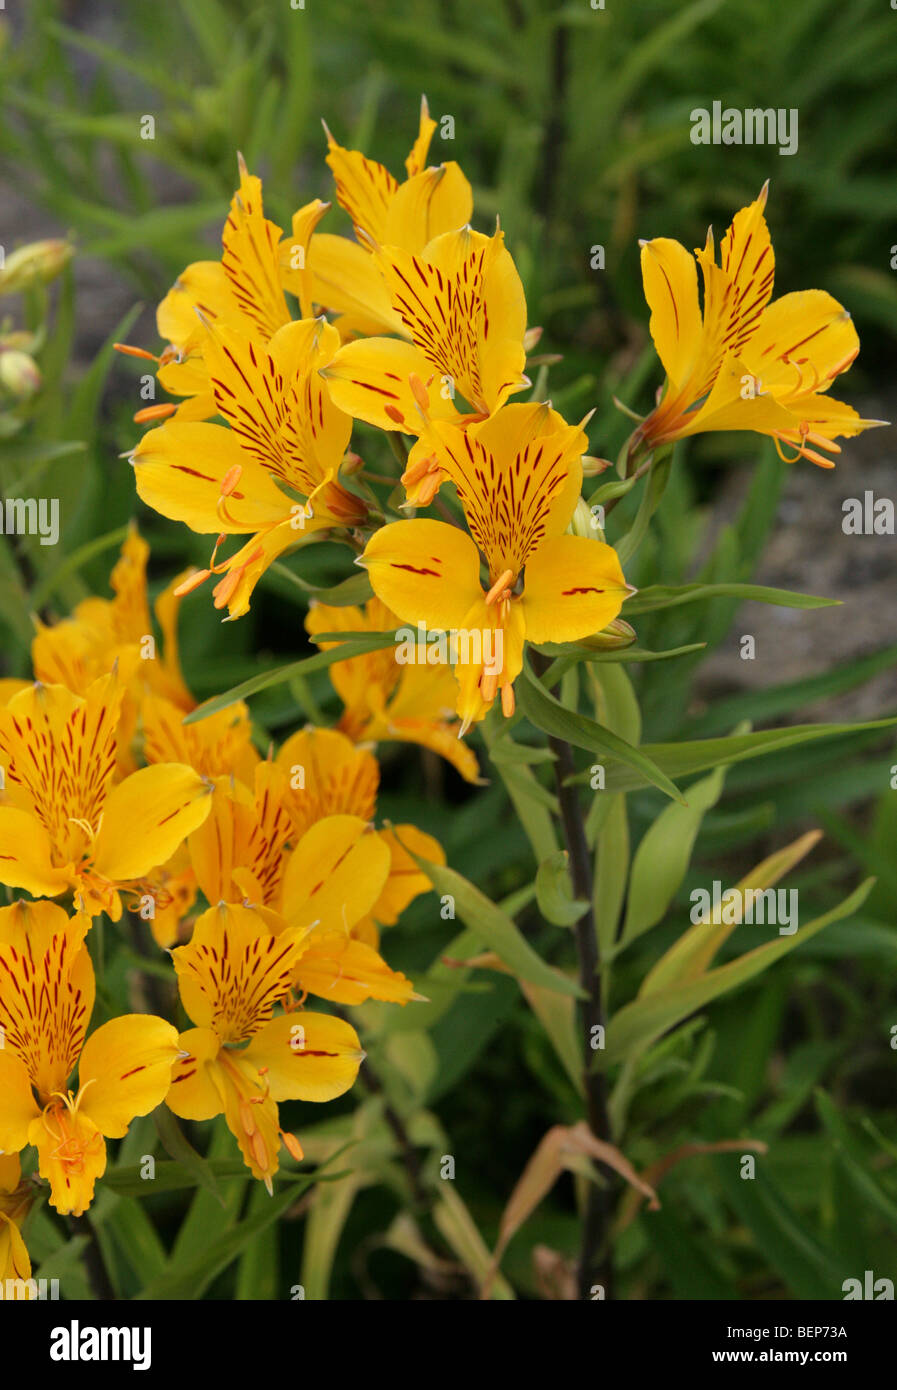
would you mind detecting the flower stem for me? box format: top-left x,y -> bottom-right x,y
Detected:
532,652 -> 615,1299
67,1212 -> 116,1301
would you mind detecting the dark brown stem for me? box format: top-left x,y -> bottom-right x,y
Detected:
531,653 -> 615,1299
358,1055 -> 428,1210
67,1213 -> 116,1301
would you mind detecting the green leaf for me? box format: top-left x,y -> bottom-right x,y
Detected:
517,665 -> 684,805
268,564 -> 374,607
535,850 -> 588,927
713,1162 -> 846,1300
815,1091 -> 897,1233
400,849 -> 583,998
531,641 -> 706,664
135,1167 -> 324,1300
594,794 -> 629,960
154,1105 -> 224,1203
183,631 -> 398,722
598,879 -> 874,1067
620,764 -> 728,947
569,718 -> 897,792
625,581 -> 839,616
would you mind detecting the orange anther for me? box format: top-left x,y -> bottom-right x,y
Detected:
114,342 -> 158,362
133,402 -> 177,424
485,569 -> 514,606
501,683 -> 516,718
173,568 -> 211,597
220,464 -> 243,497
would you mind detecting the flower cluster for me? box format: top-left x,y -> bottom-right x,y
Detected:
4,95 -> 877,1295
0,532 -> 443,1285
120,101 -> 877,736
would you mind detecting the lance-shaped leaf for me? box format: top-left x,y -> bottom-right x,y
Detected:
619,763 -> 729,949
640,830 -> 822,995
183,631 -> 398,722
624,581 -> 839,616
398,842 -> 583,998
516,664 -> 685,805
568,717 -> 897,792
598,878 -> 874,1068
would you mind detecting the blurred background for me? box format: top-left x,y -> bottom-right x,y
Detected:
1,0 -> 896,1300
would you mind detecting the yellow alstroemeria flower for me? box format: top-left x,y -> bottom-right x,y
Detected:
635,182 -> 884,465
117,156 -> 328,425
360,402 -> 633,730
186,760 -> 425,996
0,674 -> 212,918
308,95 -> 473,340
321,224 -> 530,504
167,902 -> 365,1187
0,1153 -> 32,1293
130,316 -> 366,618
32,527 -> 193,743
305,596 -> 483,784
0,901 -> 180,1217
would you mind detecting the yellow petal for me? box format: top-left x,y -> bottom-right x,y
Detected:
132,422 -> 289,534
383,163 -> 474,253
360,518 -> 483,630
370,824 -> 446,925
694,186 -> 775,397
92,763 -> 212,882
156,260 -> 238,349
427,402 -> 585,578
172,902 -> 305,1043
325,132 -> 398,245
0,1052 -> 40,1153
29,1105 -> 106,1216
0,1211 -> 31,1287
374,226 -> 528,415
165,1027 -> 226,1121
280,814 -> 391,933
305,596 -> 402,725
405,94 -> 438,178
294,932 -> 416,1006
243,1011 -> 364,1102
78,1014 -> 181,1138
322,336 -> 459,434
278,198 -> 331,316
274,726 -> 379,840
639,236 -> 703,395
306,233 -> 406,336
222,159 -> 290,340
742,290 -> 858,396
0,807 -> 69,897
522,534 -> 631,645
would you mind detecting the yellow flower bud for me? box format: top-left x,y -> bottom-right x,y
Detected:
0,239 -> 74,295
0,349 -> 41,400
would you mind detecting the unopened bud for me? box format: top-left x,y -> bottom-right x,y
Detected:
523,326 -> 543,353
581,618 -> 637,651
569,497 -> 596,539
581,455 -> 612,477
0,349 -> 41,400
0,239 -> 74,295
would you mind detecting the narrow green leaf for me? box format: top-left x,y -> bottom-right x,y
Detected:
401,850 -> 584,998
517,665 -> 685,805
184,632 -> 398,722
